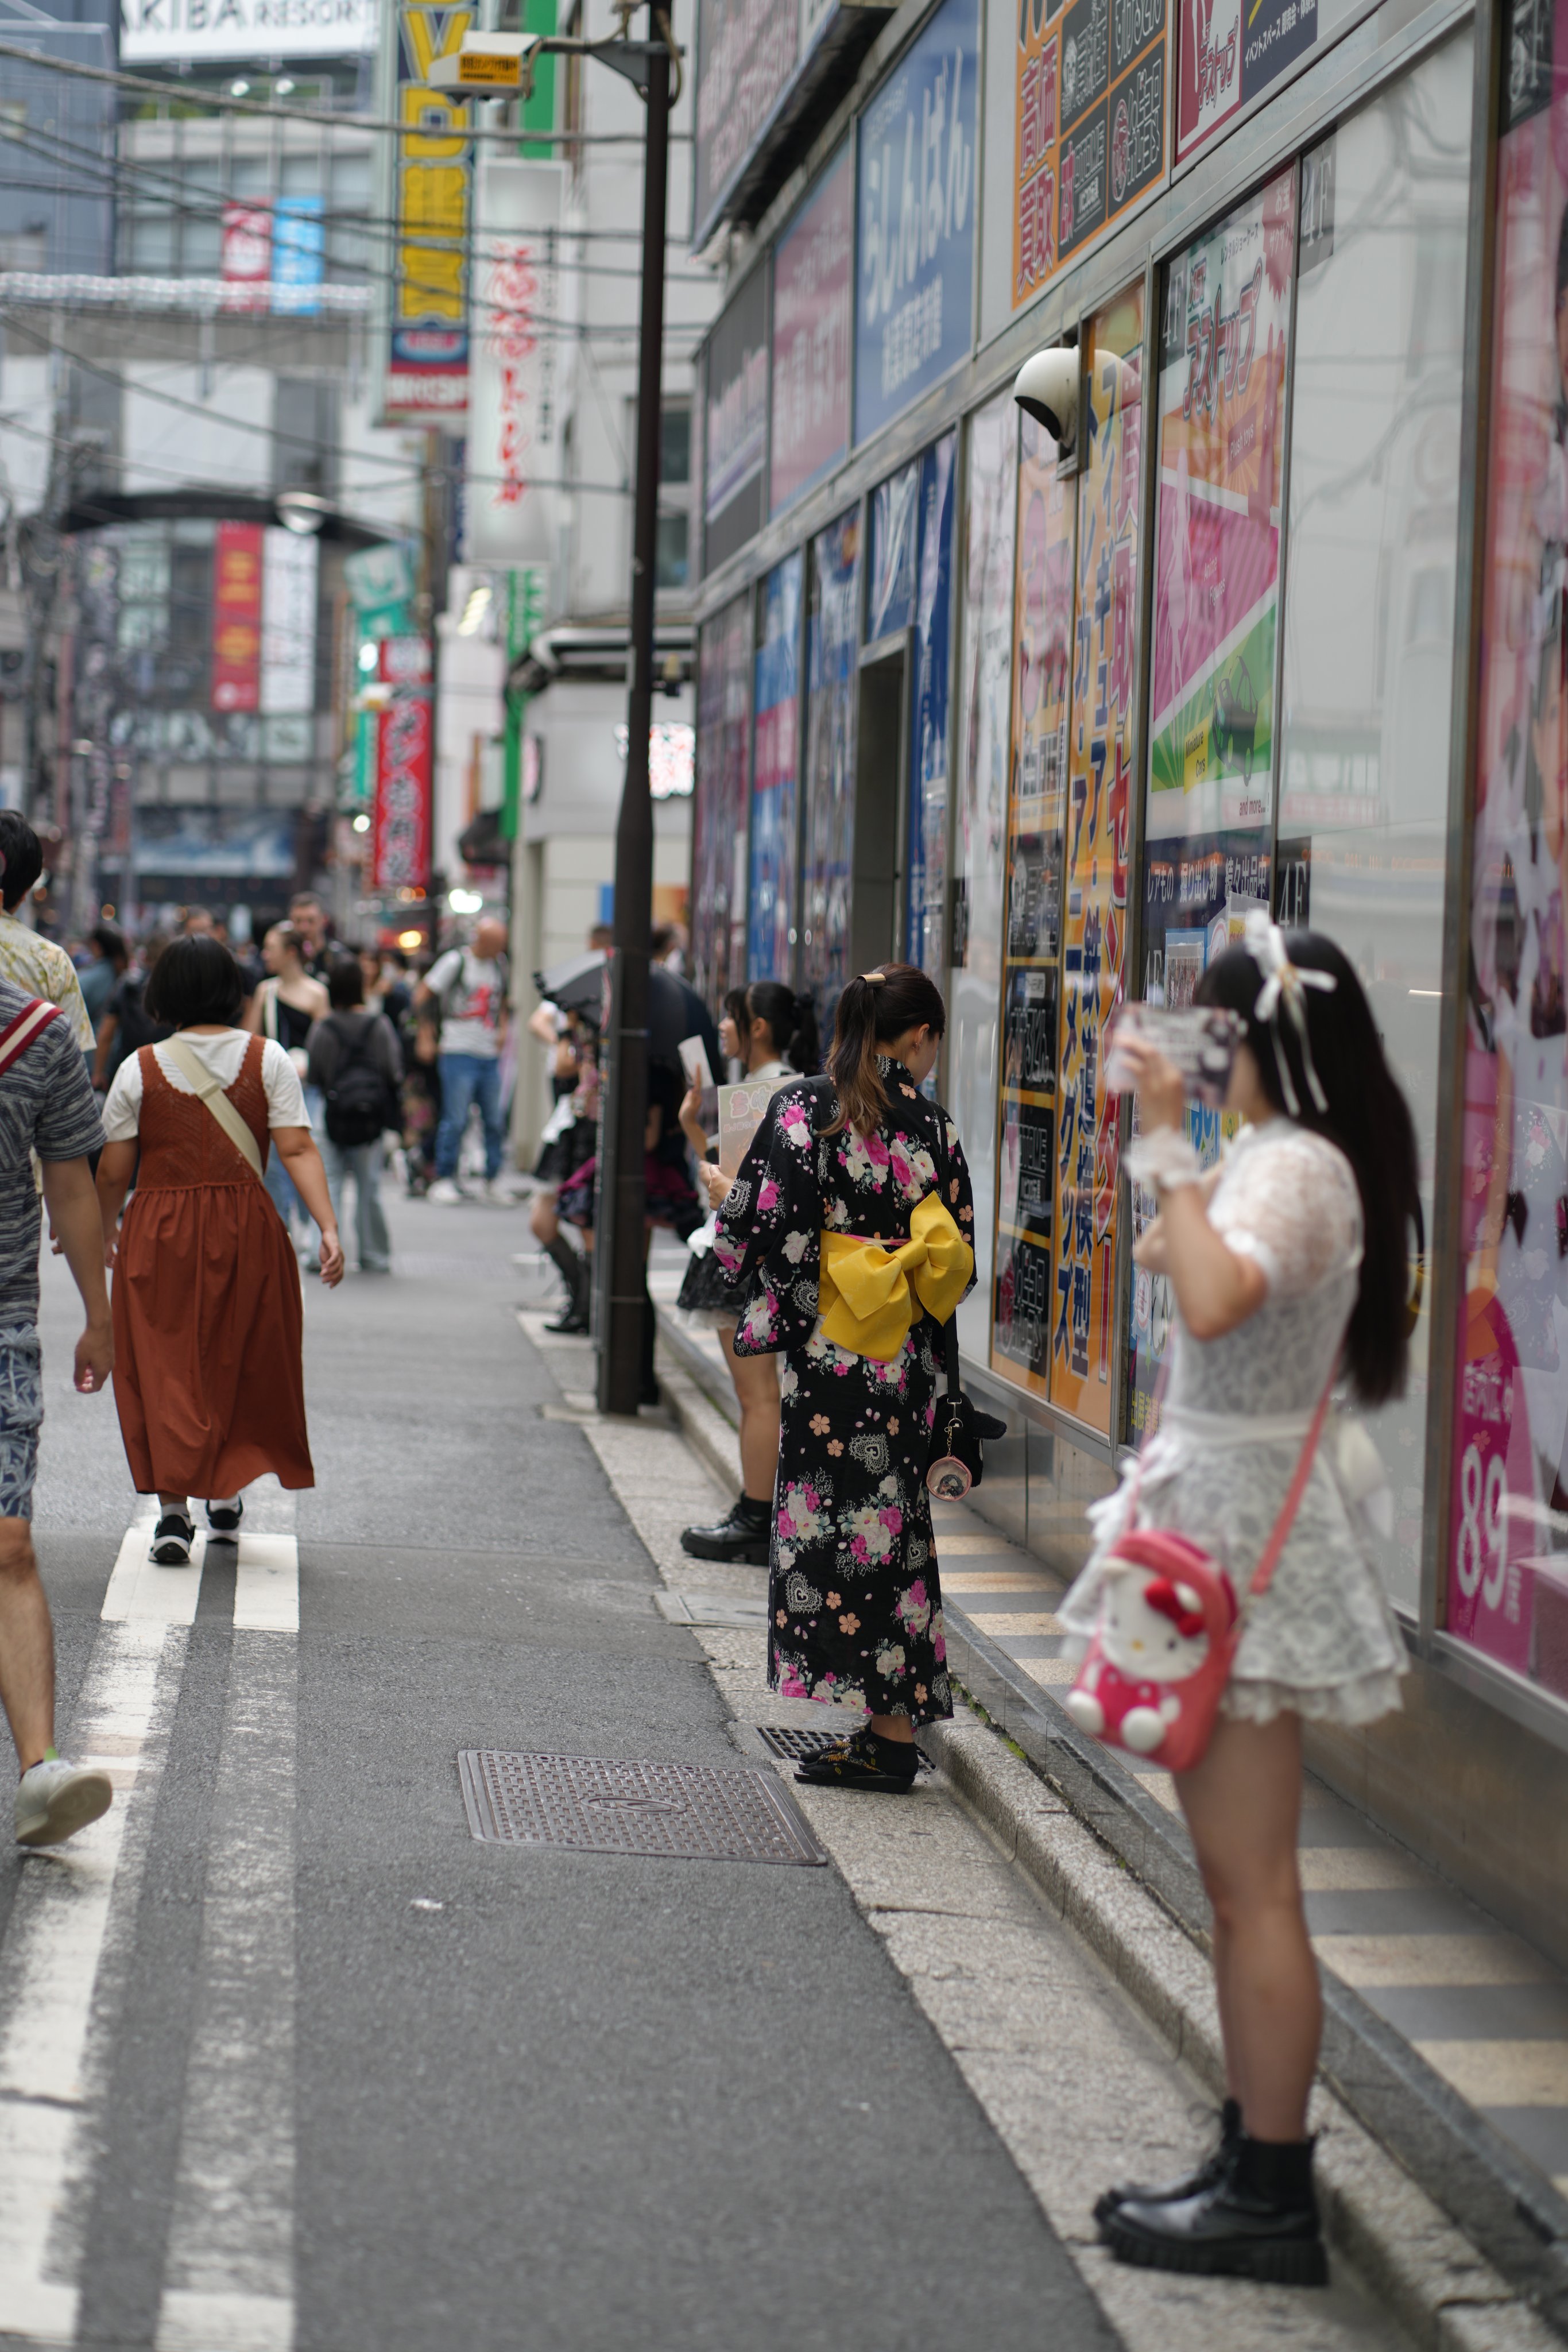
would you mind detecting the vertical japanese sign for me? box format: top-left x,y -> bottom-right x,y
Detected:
769,145 -> 853,517
854,0 -> 978,447
749,551 -> 803,982
272,195 -> 324,314
703,266 -> 769,574
908,432 -> 956,982
466,158 -> 564,567
692,0 -> 800,249
384,2 -> 474,423
1051,288 -> 1142,1432
1012,0 -> 1167,314
220,202 -> 271,311
211,521 -> 263,713
373,637 -> 434,892
800,509 -> 861,1013
260,528 -> 318,716
993,415 -> 1074,1393
1449,0 -> 1568,1681
691,594 -> 753,1006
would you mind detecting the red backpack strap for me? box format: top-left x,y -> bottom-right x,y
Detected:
0,996 -> 60,1077
1247,1378 -> 1336,1602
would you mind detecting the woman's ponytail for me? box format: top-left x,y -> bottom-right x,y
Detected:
823,962 -> 946,1137
785,990 -> 820,1074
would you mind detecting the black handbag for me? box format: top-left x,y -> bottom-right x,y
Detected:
922,1105 -> 1006,1498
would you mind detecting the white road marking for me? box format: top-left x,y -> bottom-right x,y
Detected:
154,1627 -> 297,2352
100,1519 -> 206,1625
234,1535 -> 299,1634
0,1619 -> 180,2346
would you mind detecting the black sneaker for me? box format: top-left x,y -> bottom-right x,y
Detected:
206,1496 -> 244,1540
150,1511 -> 195,1565
794,1727 -> 923,1794
1099,2132 -> 1327,2286
1094,2100 -> 1241,2224
680,1500 -> 770,1565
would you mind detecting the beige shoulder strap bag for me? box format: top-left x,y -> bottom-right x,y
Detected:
159,1036 -> 264,1180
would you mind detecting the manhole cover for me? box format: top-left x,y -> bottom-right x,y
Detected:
655,1591 -> 769,1627
755,1725 -> 850,1761
457,1749 -> 827,1865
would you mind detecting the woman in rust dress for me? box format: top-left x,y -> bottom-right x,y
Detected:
96,935 -> 344,1564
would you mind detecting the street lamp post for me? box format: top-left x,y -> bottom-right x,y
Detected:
595,11 -> 670,1416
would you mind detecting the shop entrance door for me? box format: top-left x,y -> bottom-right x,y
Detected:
852,644 -> 908,973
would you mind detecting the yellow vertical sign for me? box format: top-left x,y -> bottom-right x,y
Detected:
386,3 -> 474,421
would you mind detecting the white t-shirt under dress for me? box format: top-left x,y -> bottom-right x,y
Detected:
1060,1118 -> 1407,1727
102,1031 -> 310,1144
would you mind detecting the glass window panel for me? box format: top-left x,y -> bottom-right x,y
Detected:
229,154 -> 270,200
655,511 -> 688,589
330,151 -> 371,207
1283,35 -> 1471,1618
799,508 -> 861,1018
692,594 -> 752,1006
1052,283 -> 1145,1434
660,404 -> 691,486
1454,0 -> 1568,1672
908,431 -> 957,983
951,390 -> 1018,1359
993,412 -> 1074,1396
278,152 -> 320,196
1129,169 -> 1296,1440
129,213 -> 175,273
749,551 -> 803,983
867,460 -> 917,640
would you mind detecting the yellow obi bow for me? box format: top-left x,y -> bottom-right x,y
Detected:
817,1193 -> 974,1362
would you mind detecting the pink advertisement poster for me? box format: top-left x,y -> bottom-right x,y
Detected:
769,144 -> 853,517
1455,59 -> 1568,1692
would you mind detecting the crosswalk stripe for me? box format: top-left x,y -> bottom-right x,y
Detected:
234,1534 -> 300,1634
0,1619 -> 179,2345
100,1525 -> 207,1624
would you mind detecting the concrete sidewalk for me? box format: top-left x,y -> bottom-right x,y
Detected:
649,1281 -> 1568,2347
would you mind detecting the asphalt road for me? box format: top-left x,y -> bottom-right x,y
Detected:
3,1190 -> 1121,2352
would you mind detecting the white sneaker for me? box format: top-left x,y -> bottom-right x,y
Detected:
483,1177 -> 514,1205
16,1758 -> 113,1847
426,1178 -> 464,1205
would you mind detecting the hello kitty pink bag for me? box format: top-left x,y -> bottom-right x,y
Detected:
1063,1383 -> 1333,1774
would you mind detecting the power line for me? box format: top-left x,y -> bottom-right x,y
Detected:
0,36 -> 695,144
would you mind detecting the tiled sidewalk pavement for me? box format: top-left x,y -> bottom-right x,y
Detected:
646,1263 -> 1568,2241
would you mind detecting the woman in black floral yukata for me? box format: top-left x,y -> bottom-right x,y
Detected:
706,964 -> 975,1792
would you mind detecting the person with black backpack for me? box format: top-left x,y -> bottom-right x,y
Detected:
305,956 -> 403,1275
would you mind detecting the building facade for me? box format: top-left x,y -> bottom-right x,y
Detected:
685,0 -> 1568,1968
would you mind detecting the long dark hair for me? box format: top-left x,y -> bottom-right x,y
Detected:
825,963 -> 946,1137
1194,932 -> 1420,1406
745,980 -> 820,1073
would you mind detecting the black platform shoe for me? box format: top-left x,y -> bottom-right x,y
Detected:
1099,2130 -> 1327,2286
1093,2099 -> 1241,2225
793,1727 -> 923,1793
543,1235 -> 591,1333
679,1496 -> 770,1564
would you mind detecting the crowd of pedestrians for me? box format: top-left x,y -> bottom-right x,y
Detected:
0,805 -> 1431,2295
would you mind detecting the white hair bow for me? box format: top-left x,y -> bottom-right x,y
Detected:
1242,908 -> 1337,1116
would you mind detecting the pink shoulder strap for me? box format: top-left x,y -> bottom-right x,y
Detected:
0,996 -> 60,1076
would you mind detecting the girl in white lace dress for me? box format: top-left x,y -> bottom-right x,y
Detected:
1078,918 -> 1420,2287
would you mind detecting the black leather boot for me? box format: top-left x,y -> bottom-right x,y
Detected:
543,1235 -> 590,1333
1099,2130 -> 1326,2285
1093,2099 -> 1241,2224
680,1495 -> 771,1564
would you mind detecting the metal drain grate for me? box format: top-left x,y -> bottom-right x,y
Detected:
754,1725 -> 850,1761
457,1749 -> 827,1866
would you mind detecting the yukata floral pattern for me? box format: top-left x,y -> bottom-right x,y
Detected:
713,1063 -> 975,1726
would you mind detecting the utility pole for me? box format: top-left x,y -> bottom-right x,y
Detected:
595,6 -> 670,1415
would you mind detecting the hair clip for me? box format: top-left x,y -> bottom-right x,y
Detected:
861,970 -> 886,987
1242,909 -> 1335,1116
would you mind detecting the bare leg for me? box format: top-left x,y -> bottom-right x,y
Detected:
1175,1711 -> 1319,2140
530,1192 -> 559,1246
717,1325 -> 780,1502
158,1493 -> 191,1516
0,1519 -> 55,1769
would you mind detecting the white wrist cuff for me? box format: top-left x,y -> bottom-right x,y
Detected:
1126,1129 -> 1203,1192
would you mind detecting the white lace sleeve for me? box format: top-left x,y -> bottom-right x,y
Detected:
1209,1128 -> 1363,1301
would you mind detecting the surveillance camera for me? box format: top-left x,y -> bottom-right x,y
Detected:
1012,344 -> 1078,450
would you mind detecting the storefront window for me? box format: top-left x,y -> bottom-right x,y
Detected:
1053,285 -> 1143,1436
749,553 -> 803,987
800,510 -> 862,1018
867,462 -> 918,640
1127,170 -> 1295,1439
691,593 -> 752,1006
952,391 -> 1018,1357
909,432 -> 957,982
1281,37 -> 1471,1616
993,413 -> 1074,1393
1455,0 -> 1568,1680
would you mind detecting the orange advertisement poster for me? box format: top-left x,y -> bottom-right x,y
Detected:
1012,0 -> 1169,314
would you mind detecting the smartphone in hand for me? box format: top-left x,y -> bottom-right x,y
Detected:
1105,1004 -> 1245,1109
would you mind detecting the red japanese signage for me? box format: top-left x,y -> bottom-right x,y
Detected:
211,521 -> 263,713
220,202 -> 271,311
372,637 -> 433,892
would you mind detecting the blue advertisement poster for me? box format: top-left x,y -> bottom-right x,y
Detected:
749,551 -> 803,983
800,509 -> 862,1015
854,0 -> 978,447
908,431 -> 955,980
273,195 -> 324,314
